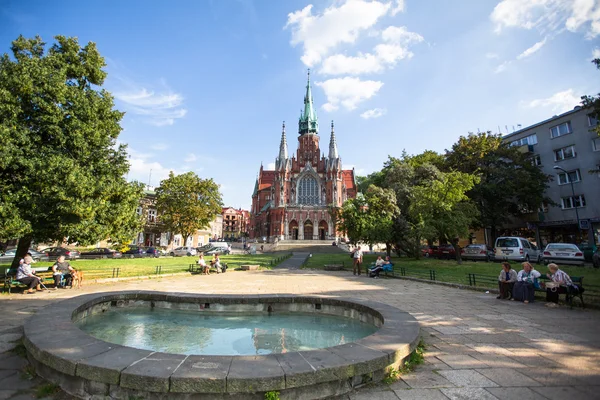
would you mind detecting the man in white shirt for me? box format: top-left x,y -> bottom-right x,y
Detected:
353,246 -> 363,276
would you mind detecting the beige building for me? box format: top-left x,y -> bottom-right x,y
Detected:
222,207 -> 249,240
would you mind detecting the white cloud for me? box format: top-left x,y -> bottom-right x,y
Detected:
360,108 -> 387,119
184,153 -> 197,163
320,26 -> 423,75
522,88 -> 581,112
390,0 -> 405,16
486,52 -> 500,59
494,61 -> 511,73
151,143 -> 169,151
517,37 -> 548,59
316,77 -> 384,111
114,87 -> 187,127
491,0 -> 600,38
593,47 -> 600,59
284,0 -> 391,67
127,148 -> 179,187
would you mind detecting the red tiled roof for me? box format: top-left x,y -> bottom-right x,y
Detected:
342,169 -> 355,190
258,171 -> 275,191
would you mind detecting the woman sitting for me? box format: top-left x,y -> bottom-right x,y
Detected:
211,254 -> 222,273
196,254 -> 209,275
497,262 -> 517,300
545,263 -> 583,304
513,262 -> 541,304
369,256 -> 391,278
16,256 -> 43,294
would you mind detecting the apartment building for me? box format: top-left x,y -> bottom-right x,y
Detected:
502,106 -> 599,246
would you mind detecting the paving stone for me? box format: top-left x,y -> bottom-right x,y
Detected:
394,388 -> 449,400
436,355 -> 487,369
486,387 -> 551,400
530,385 -> 598,400
468,354 -> 526,369
519,368 -> 586,386
388,379 -> 409,390
0,370 -> 17,381
0,390 -> 17,400
569,385 -> 600,399
476,368 -> 541,387
440,387 -> 499,400
400,371 -> 455,389
437,369 -> 499,388
0,354 -> 28,371
0,372 -> 37,390
349,389 -> 399,400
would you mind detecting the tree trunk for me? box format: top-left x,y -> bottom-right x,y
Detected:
385,243 -> 391,258
452,238 -> 462,265
11,235 -> 33,270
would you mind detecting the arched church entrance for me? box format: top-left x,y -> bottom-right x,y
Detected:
318,220 -> 328,240
289,220 -> 299,240
304,220 -> 313,240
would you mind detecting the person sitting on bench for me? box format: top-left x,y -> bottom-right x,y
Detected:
197,254 -> 209,275
17,256 -> 43,294
369,256 -> 391,278
211,254 -> 223,273
497,262 -> 517,300
52,255 -> 75,288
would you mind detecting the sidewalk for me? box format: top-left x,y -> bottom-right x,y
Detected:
0,269 -> 599,399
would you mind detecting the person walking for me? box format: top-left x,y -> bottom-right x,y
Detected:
352,246 -> 363,276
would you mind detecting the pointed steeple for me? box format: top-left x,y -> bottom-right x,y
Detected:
298,69 -> 319,135
328,120 -> 338,160
278,121 -> 288,160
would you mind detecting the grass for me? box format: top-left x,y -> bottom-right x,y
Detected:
35,383 -> 59,398
302,253 -> 600,287
1,253 -> 289,279
383,339 -> 426,384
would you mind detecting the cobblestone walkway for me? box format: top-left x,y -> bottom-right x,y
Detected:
1,268 -> 599,399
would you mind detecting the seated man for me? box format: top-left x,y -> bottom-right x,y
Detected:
369,256 -> 392,278
52,255 -> 75,288
197,254 -> 209,275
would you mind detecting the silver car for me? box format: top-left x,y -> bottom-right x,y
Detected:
542,243 -> 585,266
169,246 -> 197,257
461,244 -> 493,262
494,237 -> 541,263
0,249 -> 50,263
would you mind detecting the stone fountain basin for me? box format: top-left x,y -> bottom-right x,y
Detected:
23,291 -> 420,399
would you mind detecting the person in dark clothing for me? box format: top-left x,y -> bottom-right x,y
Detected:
497,262 -> 517,299
52,255 -> 75,288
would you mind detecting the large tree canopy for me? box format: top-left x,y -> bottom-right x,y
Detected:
155,171 -> 223,245
0,35 -> 143,266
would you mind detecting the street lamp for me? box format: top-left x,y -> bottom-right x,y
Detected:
553,166 -> 580,238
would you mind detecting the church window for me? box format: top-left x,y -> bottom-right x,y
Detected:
298,175 -> 319,205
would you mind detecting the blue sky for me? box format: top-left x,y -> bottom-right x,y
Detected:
2,0 -> 599,209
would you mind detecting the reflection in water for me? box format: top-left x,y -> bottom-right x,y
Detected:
76,308 -> 378,356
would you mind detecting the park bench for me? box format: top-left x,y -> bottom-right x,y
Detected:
3,267 -> 53,294
467,272 -> 586,308
188,263 -> 228,274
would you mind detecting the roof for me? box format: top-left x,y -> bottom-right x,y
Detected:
258,171 -> 275,191
342,169 -> 355,190
503,106 -> 588,140
260,201 -> 272,213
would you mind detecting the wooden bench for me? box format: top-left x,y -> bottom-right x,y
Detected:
536,276 -> 585,308
324,264 -> 344,271
3,268 -> 53,293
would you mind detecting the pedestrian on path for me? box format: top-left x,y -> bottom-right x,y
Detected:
352,246 -> 363,276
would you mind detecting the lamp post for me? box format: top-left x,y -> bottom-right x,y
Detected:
553,166 -> 581,239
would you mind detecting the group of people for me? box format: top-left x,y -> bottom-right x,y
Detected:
351,246 -> 393,278
16,254 -> 76,294
497,261 -> 583,304
196,253 -> 226,275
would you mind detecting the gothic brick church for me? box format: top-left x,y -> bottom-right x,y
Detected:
249,73 -> 357,241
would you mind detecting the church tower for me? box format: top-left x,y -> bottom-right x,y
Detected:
297,71 -> 320,169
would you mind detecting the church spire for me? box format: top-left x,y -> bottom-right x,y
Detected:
278,121 -> 288,161
328,120 -> 338,160
298,69 -> 319,135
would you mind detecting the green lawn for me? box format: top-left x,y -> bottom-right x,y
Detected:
1,253 -> 289,279
303,253 -> 600,288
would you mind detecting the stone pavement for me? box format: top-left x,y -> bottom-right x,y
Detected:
1,268 -> 599,399
274,252 -> 309,269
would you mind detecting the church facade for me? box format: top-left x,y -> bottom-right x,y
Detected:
249,73 -> 357,241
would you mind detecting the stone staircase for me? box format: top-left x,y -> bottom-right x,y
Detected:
274,240 -> 348,254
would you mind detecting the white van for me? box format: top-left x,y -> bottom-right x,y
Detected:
494,237 -> 541,263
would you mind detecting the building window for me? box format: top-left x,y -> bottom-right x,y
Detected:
531,154 -> 542,166
554,145 -> 575,161
148,209 -> 156,222
561,195 -> 586,209
593,137 -> 600,152
589,113 -> 598,127
136,206 -> 142,215
297,175 -> 319,205
538,203 -> 549,213
557,169 -> 581,185
550,121 -> 572,138
510,134 -> 538,147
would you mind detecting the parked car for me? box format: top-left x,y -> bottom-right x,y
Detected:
542,243 -> 585,266
436,244 -> 456,260
123,245 -> 146,258
461,244 -> 493,262
170,246 -> 197,257
578,242 -> 597,262
0,248 -> 49,263
80,248 -> 122,259
493,237 -> 541,263
40,247 -> 81,260
196,244 -> 213,253
145,247 -> 161,258
593,248 -> 600,268
420,245 -> 438,258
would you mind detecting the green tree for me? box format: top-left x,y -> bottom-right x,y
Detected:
445,132 -> 551,244
581,58 -> 600,137
0,35 -> 143,267
334,195 -> 369,246
155,171 -> 223,246
361,185 -> 400,256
